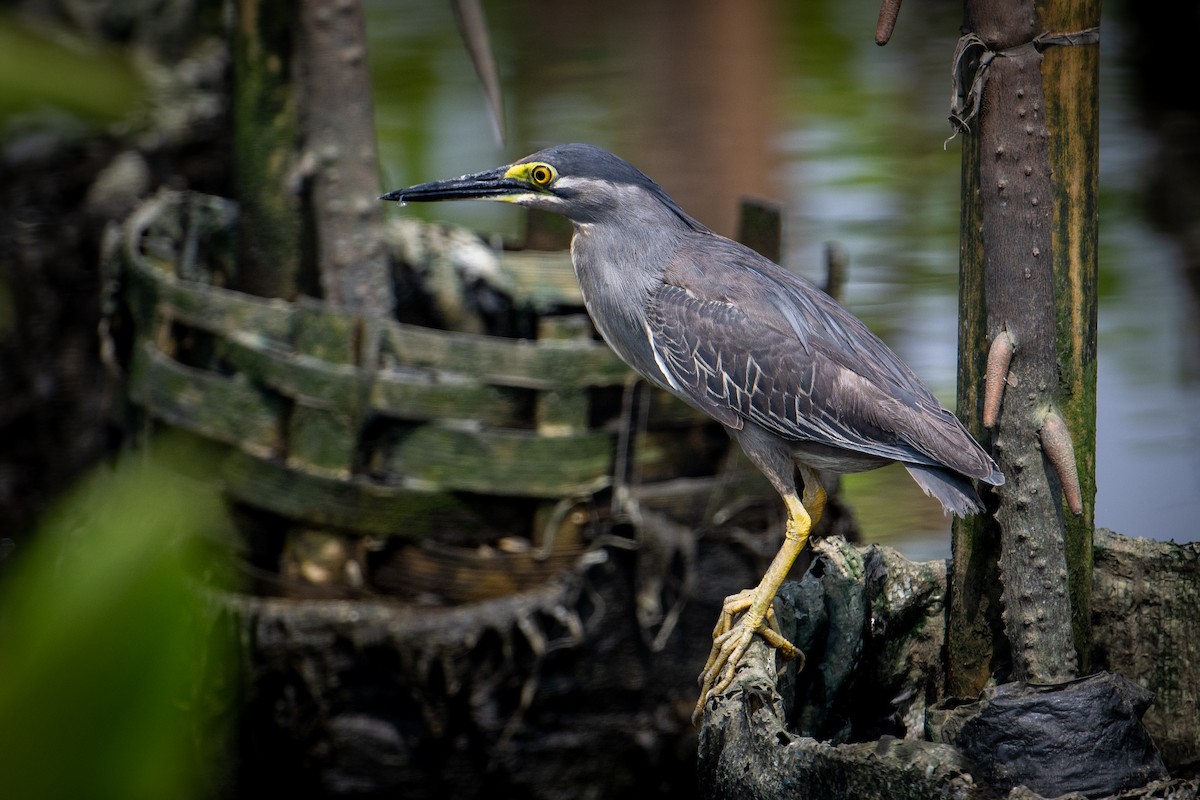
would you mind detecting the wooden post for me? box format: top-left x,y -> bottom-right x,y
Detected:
232,0 -> 303,300
949,0 -> 1100,695
295,0 -> 393,316
231,0 -> 394,316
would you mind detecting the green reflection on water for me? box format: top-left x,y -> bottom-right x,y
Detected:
366,0 -> 1200,549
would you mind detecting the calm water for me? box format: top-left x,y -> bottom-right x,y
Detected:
367,0 -> 1200,561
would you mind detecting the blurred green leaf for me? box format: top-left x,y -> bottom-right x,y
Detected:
0,436 -> 239,800
0,12 -> 142,122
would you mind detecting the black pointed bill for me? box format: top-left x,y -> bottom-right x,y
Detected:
380,166 -> 532,203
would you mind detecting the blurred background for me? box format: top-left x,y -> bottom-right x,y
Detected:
367,0 -> 1200,559
1,0 -> 1198,797
2,0 -> 1196,562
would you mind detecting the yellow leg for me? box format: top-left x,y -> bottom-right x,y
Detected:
801,468 -> 827,526
692,468 -> 826,725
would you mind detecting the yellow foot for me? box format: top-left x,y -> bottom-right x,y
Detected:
691,589 -> 803,725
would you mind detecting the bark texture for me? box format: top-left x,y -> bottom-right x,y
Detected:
979,43 -> 1077,684
296,0 -> 392,314
232,0 -> 303,299
700,533 -> 1200,799
232,0 -> 393,314
950,0 -> 1100,694
1092,529 -> 1200,772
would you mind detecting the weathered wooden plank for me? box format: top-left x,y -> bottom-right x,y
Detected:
121,251 -> 165,331
217,329 -> 529,425
535,315 -> 593,435
380,322 -> 630,389
127,237 -> 631,394
221,451 -> 468,538
129,342 -> 283,457
371,375 -> 527,426
378,424 -> 613,497
288,403 -> 357,476
292,300 -> 360,364
535,387 -> 590,436
127,255 -> 295,343
129,261 -> 605,427
217,335 -> 359,410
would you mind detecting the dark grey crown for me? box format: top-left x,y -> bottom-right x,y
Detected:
517,143 -> 656,189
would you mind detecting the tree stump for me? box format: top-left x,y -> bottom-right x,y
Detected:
699,533 -> 1200,799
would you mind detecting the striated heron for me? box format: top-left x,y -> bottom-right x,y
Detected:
382,143 -> 1003,724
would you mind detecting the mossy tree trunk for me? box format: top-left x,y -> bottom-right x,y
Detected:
949,0 -> 1100,696
1041,0 -> 1100,681
232,0 -> 394,316
232,0 -> 303,300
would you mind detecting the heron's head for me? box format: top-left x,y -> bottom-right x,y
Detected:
381,143 -> 702,229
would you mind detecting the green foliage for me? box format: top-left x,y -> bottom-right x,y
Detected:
0,11 -> 142,123
0,437 -> 239,800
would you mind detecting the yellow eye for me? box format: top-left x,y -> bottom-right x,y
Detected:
529,163 -> 556,187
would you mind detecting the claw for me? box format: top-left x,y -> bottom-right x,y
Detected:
692,598 -> 801,725
693,479 -> 816,726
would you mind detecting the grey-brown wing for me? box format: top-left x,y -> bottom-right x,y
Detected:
644,274 -> 999,481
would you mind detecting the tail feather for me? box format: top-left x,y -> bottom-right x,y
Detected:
904,462 -> 987,517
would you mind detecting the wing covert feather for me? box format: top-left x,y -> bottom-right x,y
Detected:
644,242 -> 998,480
